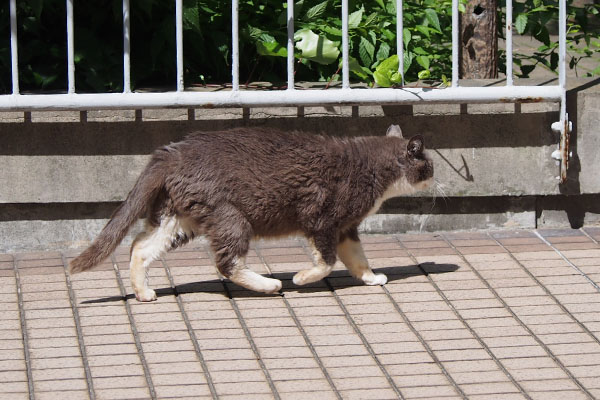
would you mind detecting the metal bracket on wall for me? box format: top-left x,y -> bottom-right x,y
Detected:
551,114 -> 572,184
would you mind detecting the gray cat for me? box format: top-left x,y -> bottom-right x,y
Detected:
70,124 -> 434,301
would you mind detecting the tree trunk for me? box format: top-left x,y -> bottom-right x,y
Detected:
460,0 -> 498,78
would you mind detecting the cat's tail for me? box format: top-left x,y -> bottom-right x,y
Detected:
69,155 -> 167,274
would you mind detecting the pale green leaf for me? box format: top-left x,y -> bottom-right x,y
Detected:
418,69 -> 431,79
515,14 -> 528,35
305,0 -> 328,19
416,55 -> 430,70
424,9 -> 441,32
403,28 -> 411,48
348,6 -> 364,29
294,28 -> 340,65
256,41 -> 287,57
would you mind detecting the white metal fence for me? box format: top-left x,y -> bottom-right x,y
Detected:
6,0 -> 571,181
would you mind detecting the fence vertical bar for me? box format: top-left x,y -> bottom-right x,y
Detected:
176,0 -> 184,91
66,0 -> 75,93
396,0 -> 404,85
506,0 -> 513,85
451,0 -> 459,87
287,0 -> 294,90
9,0 -> 18,95
123,0 -> 131,93
231,0 -> 240,91
341,0 -> 350,89
558,0 -> 566,95
558,0 -> 568,183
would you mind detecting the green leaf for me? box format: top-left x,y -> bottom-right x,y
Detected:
590,65 -> 600,76
519,64 -> 535,77
373,70 -> 392,87
374,0 -> 385,10
29,0 -> 44,19
294,28 -> 340,65
376,42 -> 391,61
550,52 -> 558,70
416,55 -> 430,70
256,41 -> 287,57
305,0 -> 328,19
403,52 -> 413,74
345,56 -> 373,80
418,69 -> 431,79
374,54 -> 399,87
424,9 -> 441,32
390,72 -> 403,84
183,6 -> 200,31
515,14 -> 528,35
359,35 -> 375,67
403,28 -> 411,49
348,6 -> 364,29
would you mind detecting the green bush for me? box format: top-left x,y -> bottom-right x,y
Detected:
0,0 -> 597,93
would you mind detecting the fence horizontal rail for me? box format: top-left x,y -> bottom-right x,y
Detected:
0,86 -> 562,112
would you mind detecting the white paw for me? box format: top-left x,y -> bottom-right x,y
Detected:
363,273 -> 387,286
260,278 -> 282,294
292,269 -> 311,286
135,288 -> 157,302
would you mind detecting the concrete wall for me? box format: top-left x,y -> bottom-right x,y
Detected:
1,78 -> 599,252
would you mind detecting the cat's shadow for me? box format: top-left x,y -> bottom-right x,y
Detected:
81,263 -> 459,304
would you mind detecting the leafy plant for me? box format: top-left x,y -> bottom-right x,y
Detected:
499,0 -> 600,78
0,0 -> 597,93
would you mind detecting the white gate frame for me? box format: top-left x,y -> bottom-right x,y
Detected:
7,0 -> 571,182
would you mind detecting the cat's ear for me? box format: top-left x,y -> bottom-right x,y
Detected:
386,124 -> 403,138
407,135 -> 424,158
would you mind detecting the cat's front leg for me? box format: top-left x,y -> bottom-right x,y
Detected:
337,232 -> 387,286
293,235 -> 336,285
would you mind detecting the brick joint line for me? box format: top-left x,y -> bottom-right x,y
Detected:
441,233 -> 595,400
111,255 -> 157,400
254,243 -> 343,400
160,257 -> 218,399
395,236 -> 529,400
61,253 -> 96,400
488,232 -> 600,346
12,255 -> 35,400
203,244 -> 281,400
534,230 -> 600,292
299,241 -> 406,399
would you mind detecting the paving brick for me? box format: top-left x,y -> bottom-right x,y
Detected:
214,381 -> 273,395
275,379 -> 336,392
392,373 -> 450,387
94,387 -> 151,399
528,390 -> 589,400
460,381 -> 521,395
151,372 -> 206,386
400,384 -> 460,398
35,391 -> 89,400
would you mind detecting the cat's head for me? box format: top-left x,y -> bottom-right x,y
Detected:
386,124 -> 434,194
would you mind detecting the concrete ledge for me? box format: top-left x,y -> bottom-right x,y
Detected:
2,195 -> 599,252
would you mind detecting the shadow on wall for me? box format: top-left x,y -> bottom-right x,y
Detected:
0,111 -> 558,156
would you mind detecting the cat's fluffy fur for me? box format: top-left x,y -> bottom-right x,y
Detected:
70,125 -> 433,301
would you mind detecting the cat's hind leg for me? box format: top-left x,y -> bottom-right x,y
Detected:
208,207 -> 282,294
293,234 -> 336,285
130,216 -> 194,301
337,228 -> 387,286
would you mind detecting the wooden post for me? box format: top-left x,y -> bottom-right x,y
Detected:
460,0 -> 498,78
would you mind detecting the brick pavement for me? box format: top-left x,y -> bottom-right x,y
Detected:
1,228 -> 600,399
